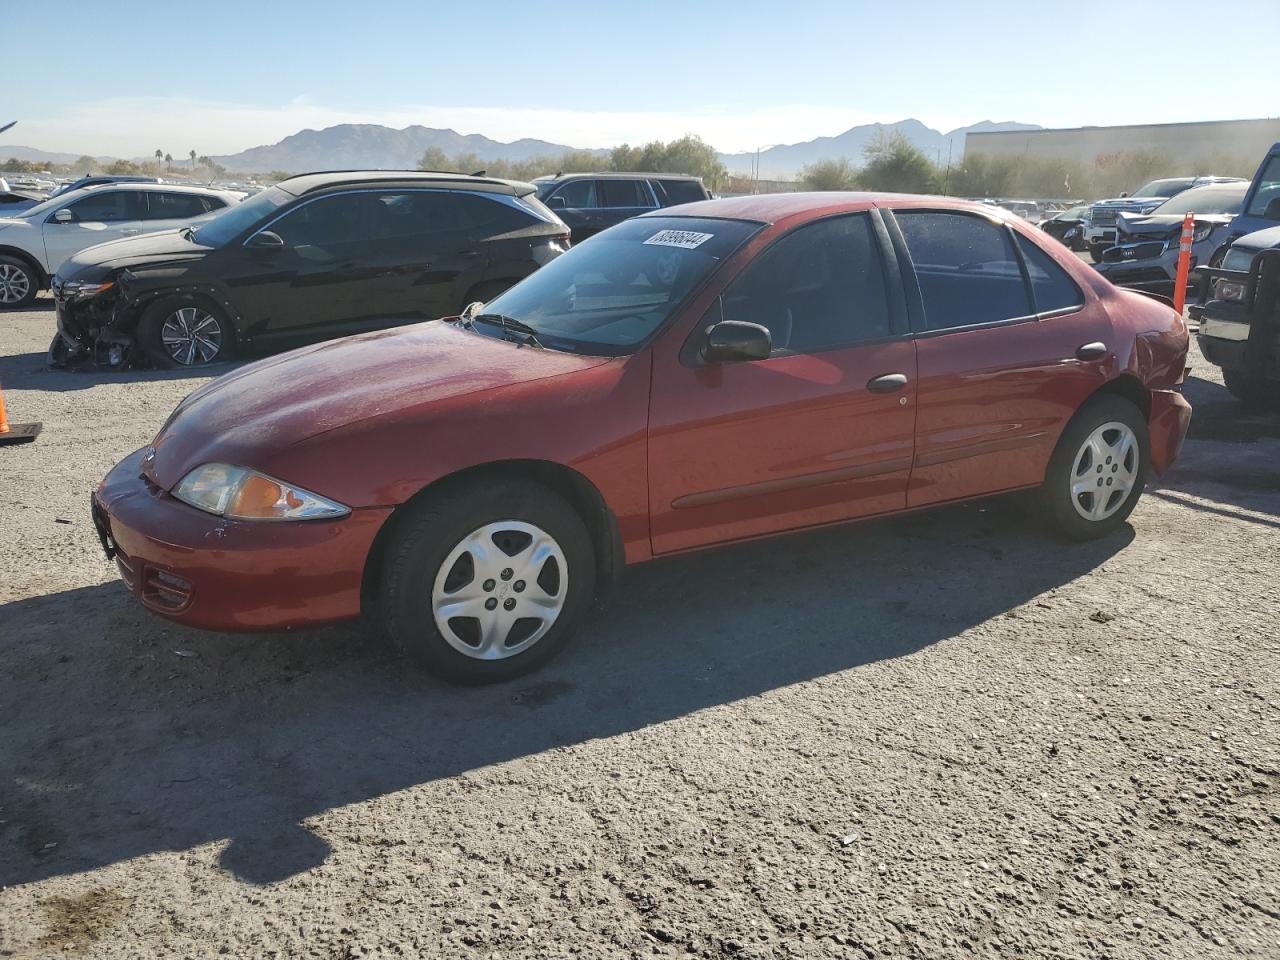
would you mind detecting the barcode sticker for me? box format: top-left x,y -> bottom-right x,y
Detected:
643,229 -> 713,249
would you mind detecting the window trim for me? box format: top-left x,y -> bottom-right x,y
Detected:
48,189 -> 142,225
546,178 -> 602,211
1009,226 -> 1086,318
681,209 -> 908,366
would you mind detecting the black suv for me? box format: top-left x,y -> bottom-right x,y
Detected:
532,173 -> 711,242
50,171 -> 570,368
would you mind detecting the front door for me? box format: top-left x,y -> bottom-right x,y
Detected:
41,188 -> 148,273
648,212 -> 917,554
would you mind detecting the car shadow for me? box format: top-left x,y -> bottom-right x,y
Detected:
0,496 -> 1132,888
0,350 -> 244,392
1150,375 -> 1280,522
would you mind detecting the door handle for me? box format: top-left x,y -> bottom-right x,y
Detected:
459,249 -> 484,259
1075,341 -> 1108,361
867,373 -> 909,393
121,228 -> 142,235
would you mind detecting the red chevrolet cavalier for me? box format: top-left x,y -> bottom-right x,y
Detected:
93,194 -> 1192,681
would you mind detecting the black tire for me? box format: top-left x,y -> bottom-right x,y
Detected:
1036,394 -> 1150,542
1088,241 -> 1110,265
1222,367 -> 1278,408
378,478 -> 595,684
0,255 -> 39,309
47,333 -> 79,369
137,296 -> 235,368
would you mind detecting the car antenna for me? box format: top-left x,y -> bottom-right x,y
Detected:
470,169 -> 487,177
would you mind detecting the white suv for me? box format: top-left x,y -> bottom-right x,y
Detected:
0,183 -> 244,308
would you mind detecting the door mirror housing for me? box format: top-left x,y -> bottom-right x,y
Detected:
546,195 -> 567,210
702,320 -> 772,363
52,208 -> 74,223
246,230 -> 284,250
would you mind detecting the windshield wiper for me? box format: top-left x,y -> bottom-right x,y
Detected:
473,312 -> 545,349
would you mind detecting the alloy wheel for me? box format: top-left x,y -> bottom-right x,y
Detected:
0,264 -> 31,305
1070,421 -> 1139,522
431,520 -> 568,660
161,306 -> 224,365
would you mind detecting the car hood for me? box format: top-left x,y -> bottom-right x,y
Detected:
1094,196 -> 1169,207
60,229 -> 213,277
146,321 -> 611,490
1117,212 -> 1235,237
1227,223 -> 1280,256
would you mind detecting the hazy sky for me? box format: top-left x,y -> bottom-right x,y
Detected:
5,0 -> 1278,157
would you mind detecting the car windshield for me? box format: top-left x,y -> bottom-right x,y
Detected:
1131,178 -> 1192,199
1151,184 -> 1245,216
192,186 -> 291,247
473,216 -> 762,356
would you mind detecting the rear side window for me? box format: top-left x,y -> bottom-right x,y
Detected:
655,179 -> 707,206
146,192 -> 219,220
895,211 -> 1032,330
719,213 -> 893,355
1014,233 -> 1084,314
449,193 -> 535,234
599,179 -> 652,208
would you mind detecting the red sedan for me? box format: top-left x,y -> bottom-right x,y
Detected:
93,194 -> 1192,682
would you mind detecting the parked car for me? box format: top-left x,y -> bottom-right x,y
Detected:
1194,142 -> 1280,267
51,171 -> 570,368
1041,204 -> 1091,250
1085,176 -> 1246,261
531,173 -> 711,242
0,183 -> 242,309
0,188 -> 43,214
92,194 -> 1192,683
1190,223 -> 1280,405
996,200 -> 1041,223
1092,181 -> 1248,295
51,174 -> 162,197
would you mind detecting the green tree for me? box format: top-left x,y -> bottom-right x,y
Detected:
164,152 -> 173,172
188,149 -> 197,170
154,148 -> 163,174
799,158 -> 859,191
857,131 -> 937,194
609,135 -> 727,189
74,155 -> 98,174
418,147 -> 450,171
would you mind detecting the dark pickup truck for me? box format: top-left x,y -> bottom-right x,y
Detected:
531,173 -> 711,242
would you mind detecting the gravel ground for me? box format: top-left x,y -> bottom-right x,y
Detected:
0,296 -> 1277,959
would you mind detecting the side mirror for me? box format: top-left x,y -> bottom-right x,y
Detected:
52,208 -> 74,223
702,320 -> 771,363
546,196 -> 567,210
246,230 -> 284,250
1118,192 -> 1129,198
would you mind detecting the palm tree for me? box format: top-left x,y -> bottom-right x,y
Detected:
189,149 -> 197,170
164,153 -> 173,172
154,149 -> 163,175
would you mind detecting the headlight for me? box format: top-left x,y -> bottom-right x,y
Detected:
1213,278 -> 1248,303
172,463 -> 350,521
1193,223 -> 1215,243
59,279 -> 114,300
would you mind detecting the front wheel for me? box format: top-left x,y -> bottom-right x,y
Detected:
377,479 -> 595,683
1037,394 -> 1149,541
137,297 -> 235,368
0,256 -> 39,309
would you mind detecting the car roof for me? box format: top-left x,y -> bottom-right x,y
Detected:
275,170 -> 536,197
646,191 -> 1002,225
66,182 -> 238,198
532,172 -> 703,182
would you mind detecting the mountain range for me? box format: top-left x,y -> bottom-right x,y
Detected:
4,118 -> 1042,179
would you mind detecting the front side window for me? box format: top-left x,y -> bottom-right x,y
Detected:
717,213 -> 893,355
1014,233 -> 1084,314
1245,155 -> 1280,218
476,216 -> 761,355
271,193 -> 371,248
551,179 -> 597,209
58,190 -> 146,223
895,210 -> 1032,330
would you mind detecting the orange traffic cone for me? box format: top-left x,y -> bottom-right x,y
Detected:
0,383 -> 41,446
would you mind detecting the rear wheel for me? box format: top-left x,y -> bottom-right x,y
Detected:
0,256 -> 39,309
1223,367 -> 1278,408
378,478 -> 595,683
1037,394 -> 1149,541
138,297 -> 235,368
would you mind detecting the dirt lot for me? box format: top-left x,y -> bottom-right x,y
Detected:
0,297 -> 1277,959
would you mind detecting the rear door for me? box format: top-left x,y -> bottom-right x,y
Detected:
886,208 -> 1103,507
647,211 -> 917,553
596,178 -> 657,232
41,189 -> 148,272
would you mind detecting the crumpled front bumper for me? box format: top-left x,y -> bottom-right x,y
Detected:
1147,389 -> 1192,476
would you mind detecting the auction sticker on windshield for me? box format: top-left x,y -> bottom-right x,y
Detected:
643,229 -> 714,249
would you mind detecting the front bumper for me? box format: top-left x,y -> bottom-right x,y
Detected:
1148,389 -> 1192,476
92,447 -> 392,631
